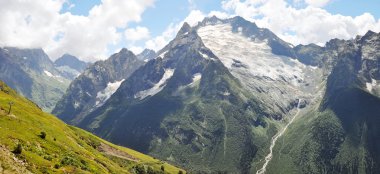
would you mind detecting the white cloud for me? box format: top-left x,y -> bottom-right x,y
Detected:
144,10 -> 230,51
304,0 -> 331,7
125,26 -> 150,41
129,46 -> 144,55
0,0 -> 154,62
221,0 -> 380,46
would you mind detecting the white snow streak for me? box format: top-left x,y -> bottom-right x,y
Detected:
135,69 -> 175,100
44,70 -> 54,77
95,79 -> 125,107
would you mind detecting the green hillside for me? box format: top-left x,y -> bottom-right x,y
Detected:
0,81 -> 183,174
266,88 -> 380,174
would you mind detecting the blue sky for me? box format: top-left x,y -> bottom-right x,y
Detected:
61,0 -> 380,38
59,0 -> 380,56
1,0 -> 379,61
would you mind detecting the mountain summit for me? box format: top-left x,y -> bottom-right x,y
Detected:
52,16 -> 380,173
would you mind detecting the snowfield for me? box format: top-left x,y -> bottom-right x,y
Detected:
197,23 -> 324,116
134,69 -> 175,100
96,79 -> 125,107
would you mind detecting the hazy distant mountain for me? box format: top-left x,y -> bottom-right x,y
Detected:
54,54 -> 89,80
0,47 -> 70,112
137,49 -> 157,62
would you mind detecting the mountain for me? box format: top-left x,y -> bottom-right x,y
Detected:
265,30 -> 380,174
52,16 -> 380,173
59,16 -> 317,173
52,48 -> 145,124
54,54 -> 89,80
0,81 -> 182,173
75,21 -> 267,173
0,47 -> 71,112
137,49 -> 157,62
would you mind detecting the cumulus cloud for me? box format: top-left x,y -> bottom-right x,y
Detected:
304,0 -> 331,7
125,26 -> 150,41
0,0 -> 154,61
222,0 -> 380,46
144,10 -> 230,51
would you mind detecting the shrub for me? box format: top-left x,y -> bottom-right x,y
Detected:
13,144 -> 22,154
39,132 -> 46,139
133,164 -> 146,174
160,165 -> 165,171
178,171 -> 184,174
54,164 -> 60,169
44,155 -> 53,161
147,167 -> 154,174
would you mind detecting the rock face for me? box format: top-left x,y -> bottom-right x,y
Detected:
54,54 -> 89,80
52,48 -> 144,124
0,47 -> 70,112
53,16 -> 380,173
137,49 -> 157,62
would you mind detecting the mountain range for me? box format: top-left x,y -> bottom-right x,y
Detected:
1,16 -> 379,173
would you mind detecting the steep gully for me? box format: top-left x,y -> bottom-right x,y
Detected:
256,99 -> 303,174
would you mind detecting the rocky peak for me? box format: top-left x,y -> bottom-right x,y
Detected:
176,22 -> 191,37
137,49 -> 156,61
55,54 -> 88,72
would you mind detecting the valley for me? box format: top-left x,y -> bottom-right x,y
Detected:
1,10 -> 380,174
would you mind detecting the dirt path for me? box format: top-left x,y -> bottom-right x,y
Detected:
98,143 -> 139,162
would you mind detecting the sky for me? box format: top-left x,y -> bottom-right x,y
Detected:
0,0 -> 379,62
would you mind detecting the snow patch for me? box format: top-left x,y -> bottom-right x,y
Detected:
95,79 -> 125,107
23,56 -> 27,60
188,73 -> 202,86
144,59 -> 149,62
157,50 -> 168,59
135,69 -> 175,99
366,78 -> 377,92
44,70 -> 53,77
74,101 -> 80,109
199,51 -> 209,59
44,70 -> 65,82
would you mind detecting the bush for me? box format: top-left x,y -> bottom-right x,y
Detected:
13,144 -> 22,154
39,132 -> 46,139
54,164 -> 60,169
133,164 -> 146,174
44,155 -> 53,161
178,171 -> 184,174
160,165 -> 165,171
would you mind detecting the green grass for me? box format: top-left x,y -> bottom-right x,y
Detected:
0,81 -> 183,174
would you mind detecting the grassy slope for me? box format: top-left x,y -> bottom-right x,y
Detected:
0,81 -> 182,174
